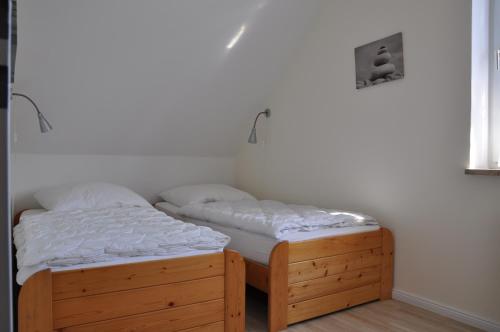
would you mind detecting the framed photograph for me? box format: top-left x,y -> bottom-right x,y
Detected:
355,32 -> 404,89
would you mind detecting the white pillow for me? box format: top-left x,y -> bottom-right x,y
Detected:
34,182 -> 152,211
159,184 -> 255,207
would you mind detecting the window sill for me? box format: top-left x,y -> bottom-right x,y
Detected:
465,169 -> 500,176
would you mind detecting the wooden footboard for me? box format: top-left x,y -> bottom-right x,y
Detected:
18,250 -> 245,332
246,227 -> 394,332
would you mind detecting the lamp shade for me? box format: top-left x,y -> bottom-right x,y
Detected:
248,127 -> 257,144
37,111 -> 53,133
247,109 -> 270,144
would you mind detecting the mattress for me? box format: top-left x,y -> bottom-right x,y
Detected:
155,202 -> 380,265
16,209 -> 223,284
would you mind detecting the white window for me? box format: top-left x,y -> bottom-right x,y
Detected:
470,0 -> 500,169
491,1 -> 500,167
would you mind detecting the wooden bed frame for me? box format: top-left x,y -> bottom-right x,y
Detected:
245,228 -> 394,332
158,206 -> 394,332
14,214 -> 246,332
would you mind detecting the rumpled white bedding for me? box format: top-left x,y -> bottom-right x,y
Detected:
178,200 -> 378,239
14,207 -> 230,284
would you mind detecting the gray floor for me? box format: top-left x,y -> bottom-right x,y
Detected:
245,287 -> 481,332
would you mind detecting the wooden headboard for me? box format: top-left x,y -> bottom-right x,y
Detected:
13,210 -> 26,226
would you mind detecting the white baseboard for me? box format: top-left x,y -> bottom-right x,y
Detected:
392,289 -> 500,332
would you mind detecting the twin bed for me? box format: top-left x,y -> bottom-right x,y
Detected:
14,183 -> 393,332
14,184 -> 245,332
155,189 -> 394,332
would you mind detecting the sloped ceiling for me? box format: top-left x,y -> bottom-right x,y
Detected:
12,0 -> 322,157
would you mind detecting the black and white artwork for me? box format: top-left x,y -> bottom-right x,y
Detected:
355,32 -> 404,89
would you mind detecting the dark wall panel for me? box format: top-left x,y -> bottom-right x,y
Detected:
0,0 -> 13,331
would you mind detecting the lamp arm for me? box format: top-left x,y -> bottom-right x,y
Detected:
252,112 -> 266,129
251,109 -> 271,129
11,93 -> 42,115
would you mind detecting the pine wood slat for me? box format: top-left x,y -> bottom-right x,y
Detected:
287,283 -> 381,324
288,266 -> 381,304
245,259 -> 269,293
179,321 -> 224,332
53,253 -> 224,300
268,242 -> 289,332
288,230 -> 382,263
59,299 -> 224,332
53,276 -> 224,329
224,250 -> 246,332
288,248 -> 382,284
18,270 -> 53,332
380,228 -> 394,300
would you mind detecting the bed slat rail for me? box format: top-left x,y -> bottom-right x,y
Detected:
287,283 -> 381,324
245,259 -> 269,292
19,251 -> 245,332
179,321 -> 225,332
288,247 -> 382,284
59,299 -> 225,332
288,265 -> 381,304
52,253 -> 224,300
53,276 -> 225,329
288,230 -> 382,263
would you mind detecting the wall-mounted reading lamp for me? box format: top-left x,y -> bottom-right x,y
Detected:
248,108 -> 270,144
12,93 -> 53,133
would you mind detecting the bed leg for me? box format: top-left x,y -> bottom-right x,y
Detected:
380,228 -> 394,300
268,242 -> 289,332
225,249 -> 246,332
18,269 -> 52,332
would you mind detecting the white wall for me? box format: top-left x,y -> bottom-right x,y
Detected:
13,153 -> 234,213
236,0 -> 500,325
10,0 -> 318,215
12,0 -> 321,157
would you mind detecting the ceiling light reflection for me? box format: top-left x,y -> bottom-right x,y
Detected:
226,25 -> 246,49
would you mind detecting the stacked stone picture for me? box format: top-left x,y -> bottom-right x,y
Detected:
355,32 -> 404,89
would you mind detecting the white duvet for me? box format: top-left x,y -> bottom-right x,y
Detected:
178,200 -> 378,239
14,207 -> 230,284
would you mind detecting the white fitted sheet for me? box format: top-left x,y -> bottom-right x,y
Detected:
16,209 -> 222,284
155,202 -> 380,265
